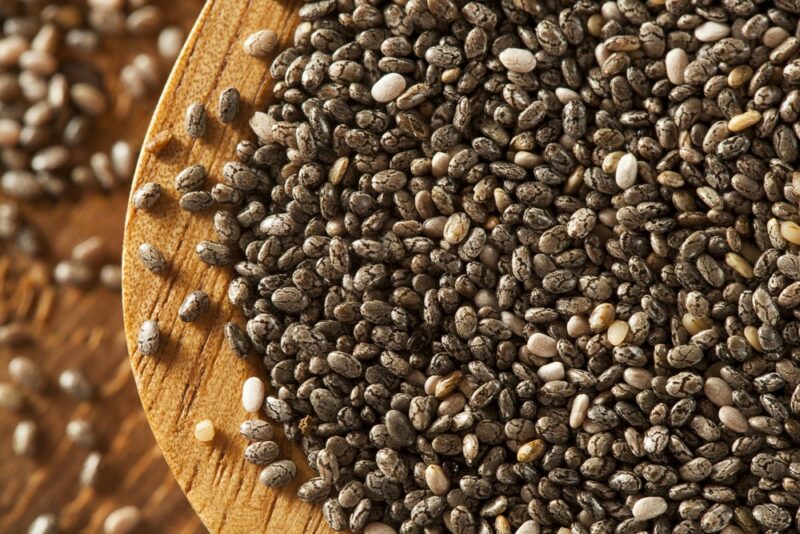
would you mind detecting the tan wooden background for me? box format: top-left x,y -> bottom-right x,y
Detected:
0,2 -> 206,532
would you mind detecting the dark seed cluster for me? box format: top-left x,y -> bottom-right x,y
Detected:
182,0 -> 800,532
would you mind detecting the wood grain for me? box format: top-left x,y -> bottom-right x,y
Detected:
0,2 -> 205,532
122,0 -> 334,532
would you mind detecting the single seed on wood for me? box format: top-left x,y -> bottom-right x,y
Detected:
103,506 -> 141,534
132,182 -> 161,210
137,320 -> 160,356
194,419 -> 215,442
144,130 -> 172,154
185,102 -> 206,138
178,290 -> 209,322
219,87 -> 241,124
138,243 -> 166,273
243,30 -> 278,57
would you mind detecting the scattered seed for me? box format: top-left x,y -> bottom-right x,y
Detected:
184,102 -> 206,138
194,419 -> 214,442
103,506 -> 141,534
137,243 -> 166,273
137,320 -> 160,356
178,290 -> 209,322
218,87 -> 241,124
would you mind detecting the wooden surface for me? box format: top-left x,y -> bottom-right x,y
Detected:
121,0 -> 334,533
0,2 -> 205,533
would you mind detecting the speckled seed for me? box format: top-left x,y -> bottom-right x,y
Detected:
242,376 -> 266,413
259,459 -> 296,487
218,87 -> 241,124
244,440 -> 280,465
137,320 -> 160,356
371,73 -> 406,103
718,406 -> 748,433
132,182 -> 161,210
178,290 -> 210,322
527,333 -> 557,357
498,48 -> 536,73
185,102 -> 206,138
632,496 -> 668,520
239,419 -> 274,441
243,29 -> 278,57
297,477 -> 331,504
103,506 -> 141,534
138,243 -> 166,273
195,419 -> 215,442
